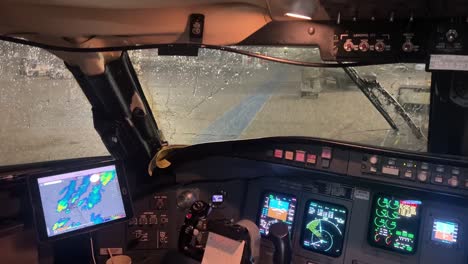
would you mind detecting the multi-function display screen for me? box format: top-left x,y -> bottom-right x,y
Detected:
368,194 -> 422,254
37,165 -> 126,237
301,200 -> 348,257
258,192 -> 297,236
431,219 -> 459,245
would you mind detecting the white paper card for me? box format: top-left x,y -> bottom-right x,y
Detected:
429,55 -> 468,71
201,232 -> 245,264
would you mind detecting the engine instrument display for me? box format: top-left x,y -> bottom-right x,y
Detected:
258,192 -> 297,236
431,219 -> 459,245
301,200 -> 348,257
369,194 -> 422,254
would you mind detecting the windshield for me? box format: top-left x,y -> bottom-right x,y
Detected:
0,41 -> 109,166
129,47 -> 431,152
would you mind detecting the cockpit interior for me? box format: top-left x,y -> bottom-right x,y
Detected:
1,0 -> 468,263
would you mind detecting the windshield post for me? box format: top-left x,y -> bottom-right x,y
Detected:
65,52 -> 163,163
428,71 -> 468,156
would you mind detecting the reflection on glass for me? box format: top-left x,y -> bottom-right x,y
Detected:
129,47 -> 431,152
0,42 -> 108,165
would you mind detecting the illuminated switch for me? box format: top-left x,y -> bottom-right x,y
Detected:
432,175 -> 444,184
274,149 -> 283,159
370,166 -> 378,173
369,155 -> 378,165
417,171 -> 429,182
448,176 -> 459,188
382,166 -> 399,176
402,170 -> 414,180
420,163 -> 429,170
160,215 -> 169,225
154,195 -> 168,210
285,151 -> 294,160
158,231 -> 169,248
149,215 -> 158,225
295,151 -> 306,162
436,166 -> 445,173
306,154 -> 317,164
138,216 -> 148,225
321,147 -> 332,159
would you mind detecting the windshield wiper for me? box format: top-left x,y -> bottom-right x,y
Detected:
343,67 -> 426,140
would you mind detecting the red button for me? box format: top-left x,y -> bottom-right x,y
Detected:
274,149 -> 283,158
186,213 -> 192,219
295,151 -> 305,162
306,154 -> 317,164
321,147 -> 332,159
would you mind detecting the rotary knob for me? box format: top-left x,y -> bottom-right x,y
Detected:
359,41 -> 370,52
446,29 -> 458,43
177,190 -> 198,209
343,40 -> 354,52
375,41 -> 386,52
402,41 -> 414,53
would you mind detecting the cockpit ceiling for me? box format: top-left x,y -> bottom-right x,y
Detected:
0,2 -> 272,47
1,0 -> 468,48
0,0 -> 268,9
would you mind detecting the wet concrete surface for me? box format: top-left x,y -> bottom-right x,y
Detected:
138,57 -> 430,152
0,59 -> 108,166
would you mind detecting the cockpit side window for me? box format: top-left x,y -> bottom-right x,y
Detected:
0,42 -> 109,166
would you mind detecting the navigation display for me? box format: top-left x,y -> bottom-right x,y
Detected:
258,192 -> 297,236
301,200 -> 348,257
369,194 -> 422,254
37,165 -> 127,237
431,219 -> 459,245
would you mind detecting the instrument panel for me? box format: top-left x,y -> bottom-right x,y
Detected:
258,192 -> 297,236
244,178 -> 467,264
93,138 -> 468,264
234,138 -> 468,263
367,195 -> 422,254
300,200 -> 347,257
242,17 -> 468,64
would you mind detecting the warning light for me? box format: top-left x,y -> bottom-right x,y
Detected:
306,154 -> 317,164
321,147 -> 332,159
295,151 -> 306,162
285,151 -> 294,160
274,149 -> 284,159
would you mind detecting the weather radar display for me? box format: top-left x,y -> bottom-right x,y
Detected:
37,165 -> 126,237
301,200 -> 348,257
258,192 -> 297,236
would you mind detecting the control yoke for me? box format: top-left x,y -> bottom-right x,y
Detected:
266,222 -> 293,264
178,200 -> 292,264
